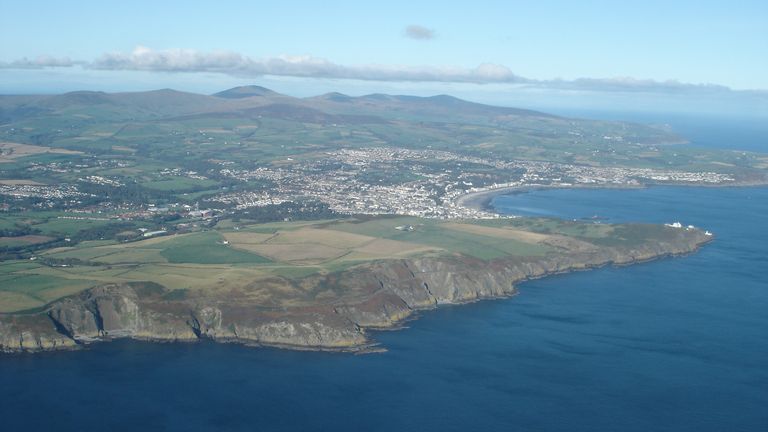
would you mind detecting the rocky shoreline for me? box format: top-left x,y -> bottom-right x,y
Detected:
0,227 -> 712,355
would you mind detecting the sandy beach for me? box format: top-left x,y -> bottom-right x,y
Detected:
454,184 -> 645,213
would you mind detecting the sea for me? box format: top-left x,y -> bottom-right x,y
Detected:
1,117 -> 766,432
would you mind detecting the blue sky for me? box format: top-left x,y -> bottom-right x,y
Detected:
1,0 -> 766,115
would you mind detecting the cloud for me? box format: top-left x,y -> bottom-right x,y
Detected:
0,55 -> 76,69
87,46 -> 526,84
93,46 -> 246,73
0,46 -> 758,95
543,76 -> 734,94
404,25 -> 435,40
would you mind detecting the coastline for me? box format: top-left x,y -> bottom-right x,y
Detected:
454,183 -> 644,213
0,225 -> 712,355
454,180 -> 768,214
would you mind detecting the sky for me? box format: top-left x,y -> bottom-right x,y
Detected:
1,0 -> 766,115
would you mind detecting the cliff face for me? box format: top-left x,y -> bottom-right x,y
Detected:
0,314 -> 77,352
0,229 -> 710,354
46,284 -> 199,343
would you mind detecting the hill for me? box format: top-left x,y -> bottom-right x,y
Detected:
213,85 -> 281,99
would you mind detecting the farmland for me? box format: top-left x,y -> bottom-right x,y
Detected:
0,214 -> 664,313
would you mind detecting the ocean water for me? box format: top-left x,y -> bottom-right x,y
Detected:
1,185 -> 766,432
551,109 -> 768,153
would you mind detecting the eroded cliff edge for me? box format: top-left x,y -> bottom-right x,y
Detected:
0,227 -> 711,354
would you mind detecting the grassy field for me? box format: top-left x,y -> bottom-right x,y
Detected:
0,142 -> 81,163
323,217 -> 552,260
158,231 -> 271,264
0,235 -> 54,248
32,218 -> 116,236
0,215 -> 684,313
0,211 -> 136,238
141,177 -> 220,192
473,217 -> 616,239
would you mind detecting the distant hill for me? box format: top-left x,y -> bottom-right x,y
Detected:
0,85 -> 686,152
213,85 -> 281,99
313,92 -> 355,103
306,91 -> 556,124
360,93 -> 555,118
40,91 -> 115,108
0,85 -> 561,126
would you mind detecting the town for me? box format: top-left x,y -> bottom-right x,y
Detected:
212,147 -> 733,219
1,146 -> 733,224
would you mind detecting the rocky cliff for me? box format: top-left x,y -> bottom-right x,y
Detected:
0,228 -> 711,354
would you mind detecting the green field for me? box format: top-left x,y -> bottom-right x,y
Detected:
324,217 -> 550,260
0,214 -> 684,313
158,231 -> 271,264
141,177 -> 219,192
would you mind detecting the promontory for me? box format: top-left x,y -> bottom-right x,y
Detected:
0,216 -> 712,353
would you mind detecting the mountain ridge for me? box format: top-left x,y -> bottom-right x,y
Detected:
0,85 -> 557,123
